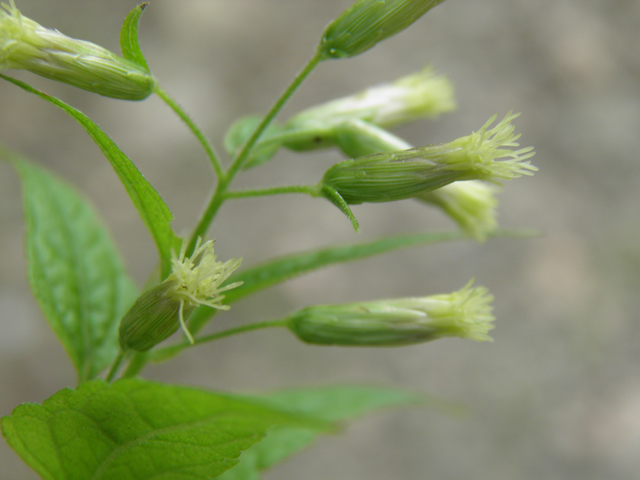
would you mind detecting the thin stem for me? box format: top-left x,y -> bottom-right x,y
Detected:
225,185 -> 318,200
150,318 -> 291,363
187,53 -> 323,254
106,351 -> 126,383
153,84 -> 224,178
228,53 -> 322,177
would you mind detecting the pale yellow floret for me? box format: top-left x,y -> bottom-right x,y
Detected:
166,238 -> 242,344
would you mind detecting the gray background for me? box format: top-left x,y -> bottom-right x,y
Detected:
1,1 -> 639,479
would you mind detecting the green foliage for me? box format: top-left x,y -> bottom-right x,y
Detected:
1,379 -> 330,480
0,1 -> 537,478
220,386 -> 425,479
0,75 -> 180,278
7,154 -> 137,383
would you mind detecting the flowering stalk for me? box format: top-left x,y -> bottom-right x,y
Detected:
287,281 -> 494,346
320,113 -> 536,205
1,1 -> 155,99
119,239 -> 242,352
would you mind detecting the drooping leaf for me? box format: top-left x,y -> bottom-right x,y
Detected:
7,153 -> 138,382
0,74 -> 179,278
188,231 -> 469,332
220,386 -> 425,480
1,379 -> 330,480
119,3 -> 151,71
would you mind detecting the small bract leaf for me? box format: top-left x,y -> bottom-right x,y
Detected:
5,152 -> 137,382
120,3 -> 150,71
0,379 -> 329,480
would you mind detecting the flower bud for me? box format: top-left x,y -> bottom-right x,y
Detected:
287,281 -> 494,346
319,0 -> 446,60
320,113 -> 536,205
1,2 -> 155,99
417,182 -> 498,242
330,121 -> 498,241
119,239 -> 242,352
284,67 -> 455,151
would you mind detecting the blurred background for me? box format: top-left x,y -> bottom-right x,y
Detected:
1,0 -> 639,479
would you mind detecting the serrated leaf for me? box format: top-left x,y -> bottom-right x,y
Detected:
219,386 -> 424,480
224,115 -> 284,169
0,74 -> 179,278
1,379 -> 330,480
188,231 -> 468,332
120,3 -> 150,71
7,154 -> 138,382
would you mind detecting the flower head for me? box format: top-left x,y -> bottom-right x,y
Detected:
1,1 -> 155,99
119,239 -> 242,352
320,112 -> 537,205
287,281 -> 495,346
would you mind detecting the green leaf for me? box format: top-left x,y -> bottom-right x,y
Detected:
188,231 -> 468,331
5,153 -> 138,382
0,74 -> 179,278
224,115 -> 285,169
1,379 -> 329,480
219,386 -> 424,480
119,3 -> 151,71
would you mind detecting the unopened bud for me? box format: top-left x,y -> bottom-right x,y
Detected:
1,2 -> 155,99
119,239 -> 242,352
319,0 -> 446,60
284,67 -> 455,151
287,281 -> 494,346
320,113 -> 536,205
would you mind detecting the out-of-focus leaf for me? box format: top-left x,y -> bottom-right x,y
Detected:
1,379 -> 329,480
6,152 -> 137,382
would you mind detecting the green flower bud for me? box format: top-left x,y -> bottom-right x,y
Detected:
287,281 -> 494,346
331,121 -> 498,242
284,67 -> 455,151
319,0 -> 446,60
320,113 -> 536,205
119,239 -> 242,352
1,1 -> 155,99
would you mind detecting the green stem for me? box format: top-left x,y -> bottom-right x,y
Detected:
153,84 -> 224,178
150,319 -> 291,363
186,53 -> 322,254
106,351 -> 126,383
225,185 -> 318,199
228,53 -> 322,177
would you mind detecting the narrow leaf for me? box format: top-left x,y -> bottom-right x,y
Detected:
1,379 -> 329,480
0,74 -> 179,278
220,386 -> 424,480
6,153 -> 138,382
188,230 -> 468,331
119,3 -> 151,70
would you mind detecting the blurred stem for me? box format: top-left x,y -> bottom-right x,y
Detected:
105,351 -> 126,383
225,185 -> 319,200
186,53 -> 322,255
150,319 -> 291,363
153,84 -> 224,179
